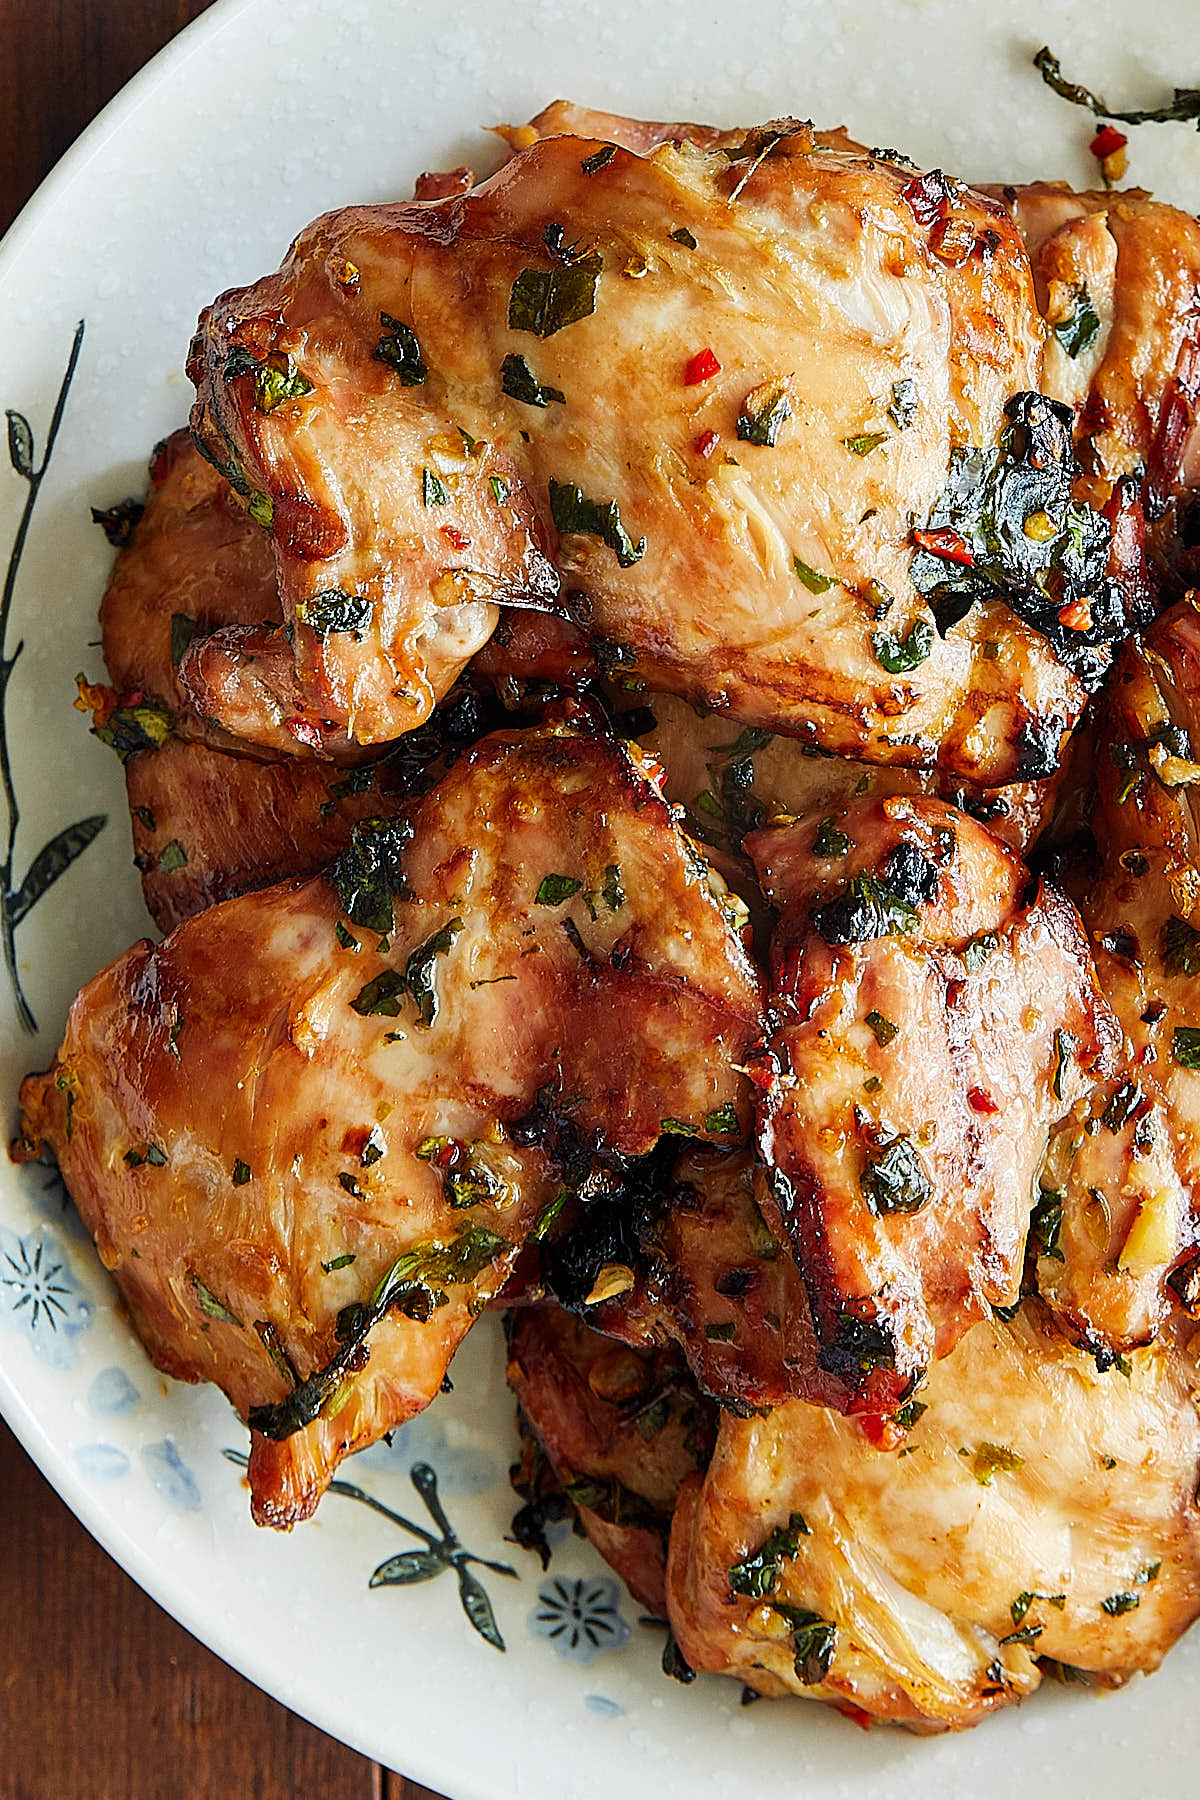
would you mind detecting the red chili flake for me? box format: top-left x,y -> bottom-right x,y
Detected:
440,525 -> 471,550
860,1414 -> 905,1451
832,1703 -> 875,1733
912,526 -> 975,566
1058,596 -> 1093,632
433,1138 -> 466,1170
286,716 -> 323,749
967,1087 -> 999,1115
684,347 -> 722,386
693,428 -> 719,458
1090,125 -> 1128,160
900,168 -> 951,228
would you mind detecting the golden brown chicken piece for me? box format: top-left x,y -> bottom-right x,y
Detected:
667,1307 -> 1200,1729
506,1306 -> 715,1614
185,122 -> 1127,780
16,728 -> 761,1527
745,794 -> 1121,1413
98,428 -> 284,750
1036,600 -> 1200,1356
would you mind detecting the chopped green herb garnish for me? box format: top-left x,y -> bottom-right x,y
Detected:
705,1322 -> 735,1342
704,1102 -> 740,1136
774,1606 -> 837,1685
812,873 -> 918,944
335,920 -> 358,951
728,1513 -> 811,1598
156,839 -> 187,873
500,352 -> 566,408
1052,1029 -> 1074,1102
1100,1590 -> 1140,1616
792,555 -> 837,594
580,145 -> 615,175
374,313 -> 426,384
865,1010 -> 898,1047
999,1623 -> 1044,1646
962,931 -> 998,974
670,226 -> 698,248
1011,1589 -> 1067,1625
330,815 -> 412,937
659,1117 -> 693,1135
322,1252 -> 357,1273
489,476 -> 510,504
405,919 -> 463,1027
254,359 -> 313,413
530,1192 -> 568,1241
232,1159 -> 251,1187
191,1273 -> 240,1327
888,378 -> 918,429
1053,285 -> 1101,359
1030,1186 -> 1065,1262
509,252 -> 602,338
535,872 -> 582,906
296,588 -> 373,634
1163,915 -> 1200,976
843,432 -> 888,456
871,617 -> 933,673
861,1135 -> 931,1215
350,969 -> 407,1017
971,1441 -> 1024,1485
600,863 -> 624,912
813,817 -> 852,858
422,467 -> 448,506
736,377 -> 792,447
91,697 -> 172,760
549,478 -> 645,566
339,1172 -> 365,1198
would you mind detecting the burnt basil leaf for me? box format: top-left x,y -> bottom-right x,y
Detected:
888,378 -> 918,429
580,144 -> 616,175
296,588 -> 373,634
91,497 -> 144,548
509,252 -> 602,338
374,313 -> 427,385
500,353 -> 565,408
549,478 -> 646,567
910,391 -> 1120,684
872,617 -> 933,673
92,700 -> 173,761
736,378 -> 793,447
1030,1185 -> 1065,1261
1162,914 -> 1200,977
860,1135 -> 931,1215
812,873 -> 919,944
330,814 -> 412,936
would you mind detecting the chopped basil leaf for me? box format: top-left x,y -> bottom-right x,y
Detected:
1052,1029 -> 1074,1101
704,1102 -> 740,1136
813,817 -> 852,858
865,1010 -> 898,1047
330,814 -> 412,936
600,863 -> 624,912
549,478 -> 645,567
705,1321 -> 735,1342
1053,285 -> 1101,359
1011,1589 -> 1066,1625
843,432 -> 888,455
659,1117 -> 693,1135
254,359 -> 313,413
1100,1590 -> 1140,1616
296,587 -> 373,634
1101,1077 -> 1143,1133
133,806 -> 156,831
580,145 -> 615,175
1030,1186 -> 1065,1262
339,1172 -> 365,1197
191,1273 -> 240,1327
232,1159 -> 251,1186
334,920 -> 358,951
374,313 -> 427,384
871,617 -> 933,673
792,555 -> 837,593
156,839 -> 187,873
999,1623 -> 1043,1646
91,497 -> 143,548
422,467 -> 448,506
351,969 -> 407,1017
736,377 -> 792,447
860,1135 -> 931,1215
776,1609 -> 837,1686
247,491 -> 274,528
530,1192 -> 568,1241
1173,1025 -> 1200,1069
489,476 -> 510,504
971,1441 -> 1024,1485
812,874 -> 919,944
145,1143 -> 167,1167
962,931 -> 998,974
509,252 -> 602,338
670,226 -> 698,248
1162,914 -> 1200,976
321,1253 -> 357,1273
405,919 -> 463,1027
728,1512 -> 811,1598
92,698 -> 173,761
535,872 -> 582,906
500,352 -> 566,408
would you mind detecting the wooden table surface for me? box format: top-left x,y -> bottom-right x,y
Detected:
0,4 -> 444,1794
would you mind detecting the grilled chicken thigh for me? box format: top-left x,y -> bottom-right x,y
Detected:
667,1306 -> 1200,1729
17,729 -> 761,1525
507,1306 -> 715,1614
746,795 -> 1120,1412
186,123 -> 1126,779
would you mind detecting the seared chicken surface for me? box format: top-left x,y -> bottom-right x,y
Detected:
747,794 -> 1120,1411
17,728 -> 760,1524
186,123 -> 1131,780
667,1307 -> 1200,1728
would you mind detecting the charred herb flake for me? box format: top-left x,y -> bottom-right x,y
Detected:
728,1512 -> 811,1598
500,353 -> 566,408
374,314 -> 427,385
509,251 -> 602,338
296,588 -> 373,634
549,478 -> 645,567
861,1135 -> 931,1215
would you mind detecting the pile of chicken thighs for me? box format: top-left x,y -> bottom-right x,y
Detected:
18,104 -> 1200,1730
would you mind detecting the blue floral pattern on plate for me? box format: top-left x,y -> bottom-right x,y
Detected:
530,1576 -> 632,1665
0,1226 -> 92,1369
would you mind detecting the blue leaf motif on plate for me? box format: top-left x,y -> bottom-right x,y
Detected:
141,1436 -> 202,1511
0,1226 -> 91,1368
89,1365 -> 140,1417
530,1576 -> 632,1666
76,1442 -> 131,1483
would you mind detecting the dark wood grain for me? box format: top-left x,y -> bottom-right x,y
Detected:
0,5 -> 446,1795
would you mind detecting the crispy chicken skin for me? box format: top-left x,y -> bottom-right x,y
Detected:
746,795 -> 1121,1412
1037,601 -> 1200,1355
16,729 -> 761,1526
667,1307 -> 1200,1729
506,1306 -> 715,1614
185,123 -> 1120,781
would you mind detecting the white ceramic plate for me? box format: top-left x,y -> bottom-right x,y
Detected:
3,1 -> 1199,1792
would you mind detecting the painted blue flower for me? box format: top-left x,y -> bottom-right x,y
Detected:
0,1226 -> 91,1369
530,1576 -> 631,1666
